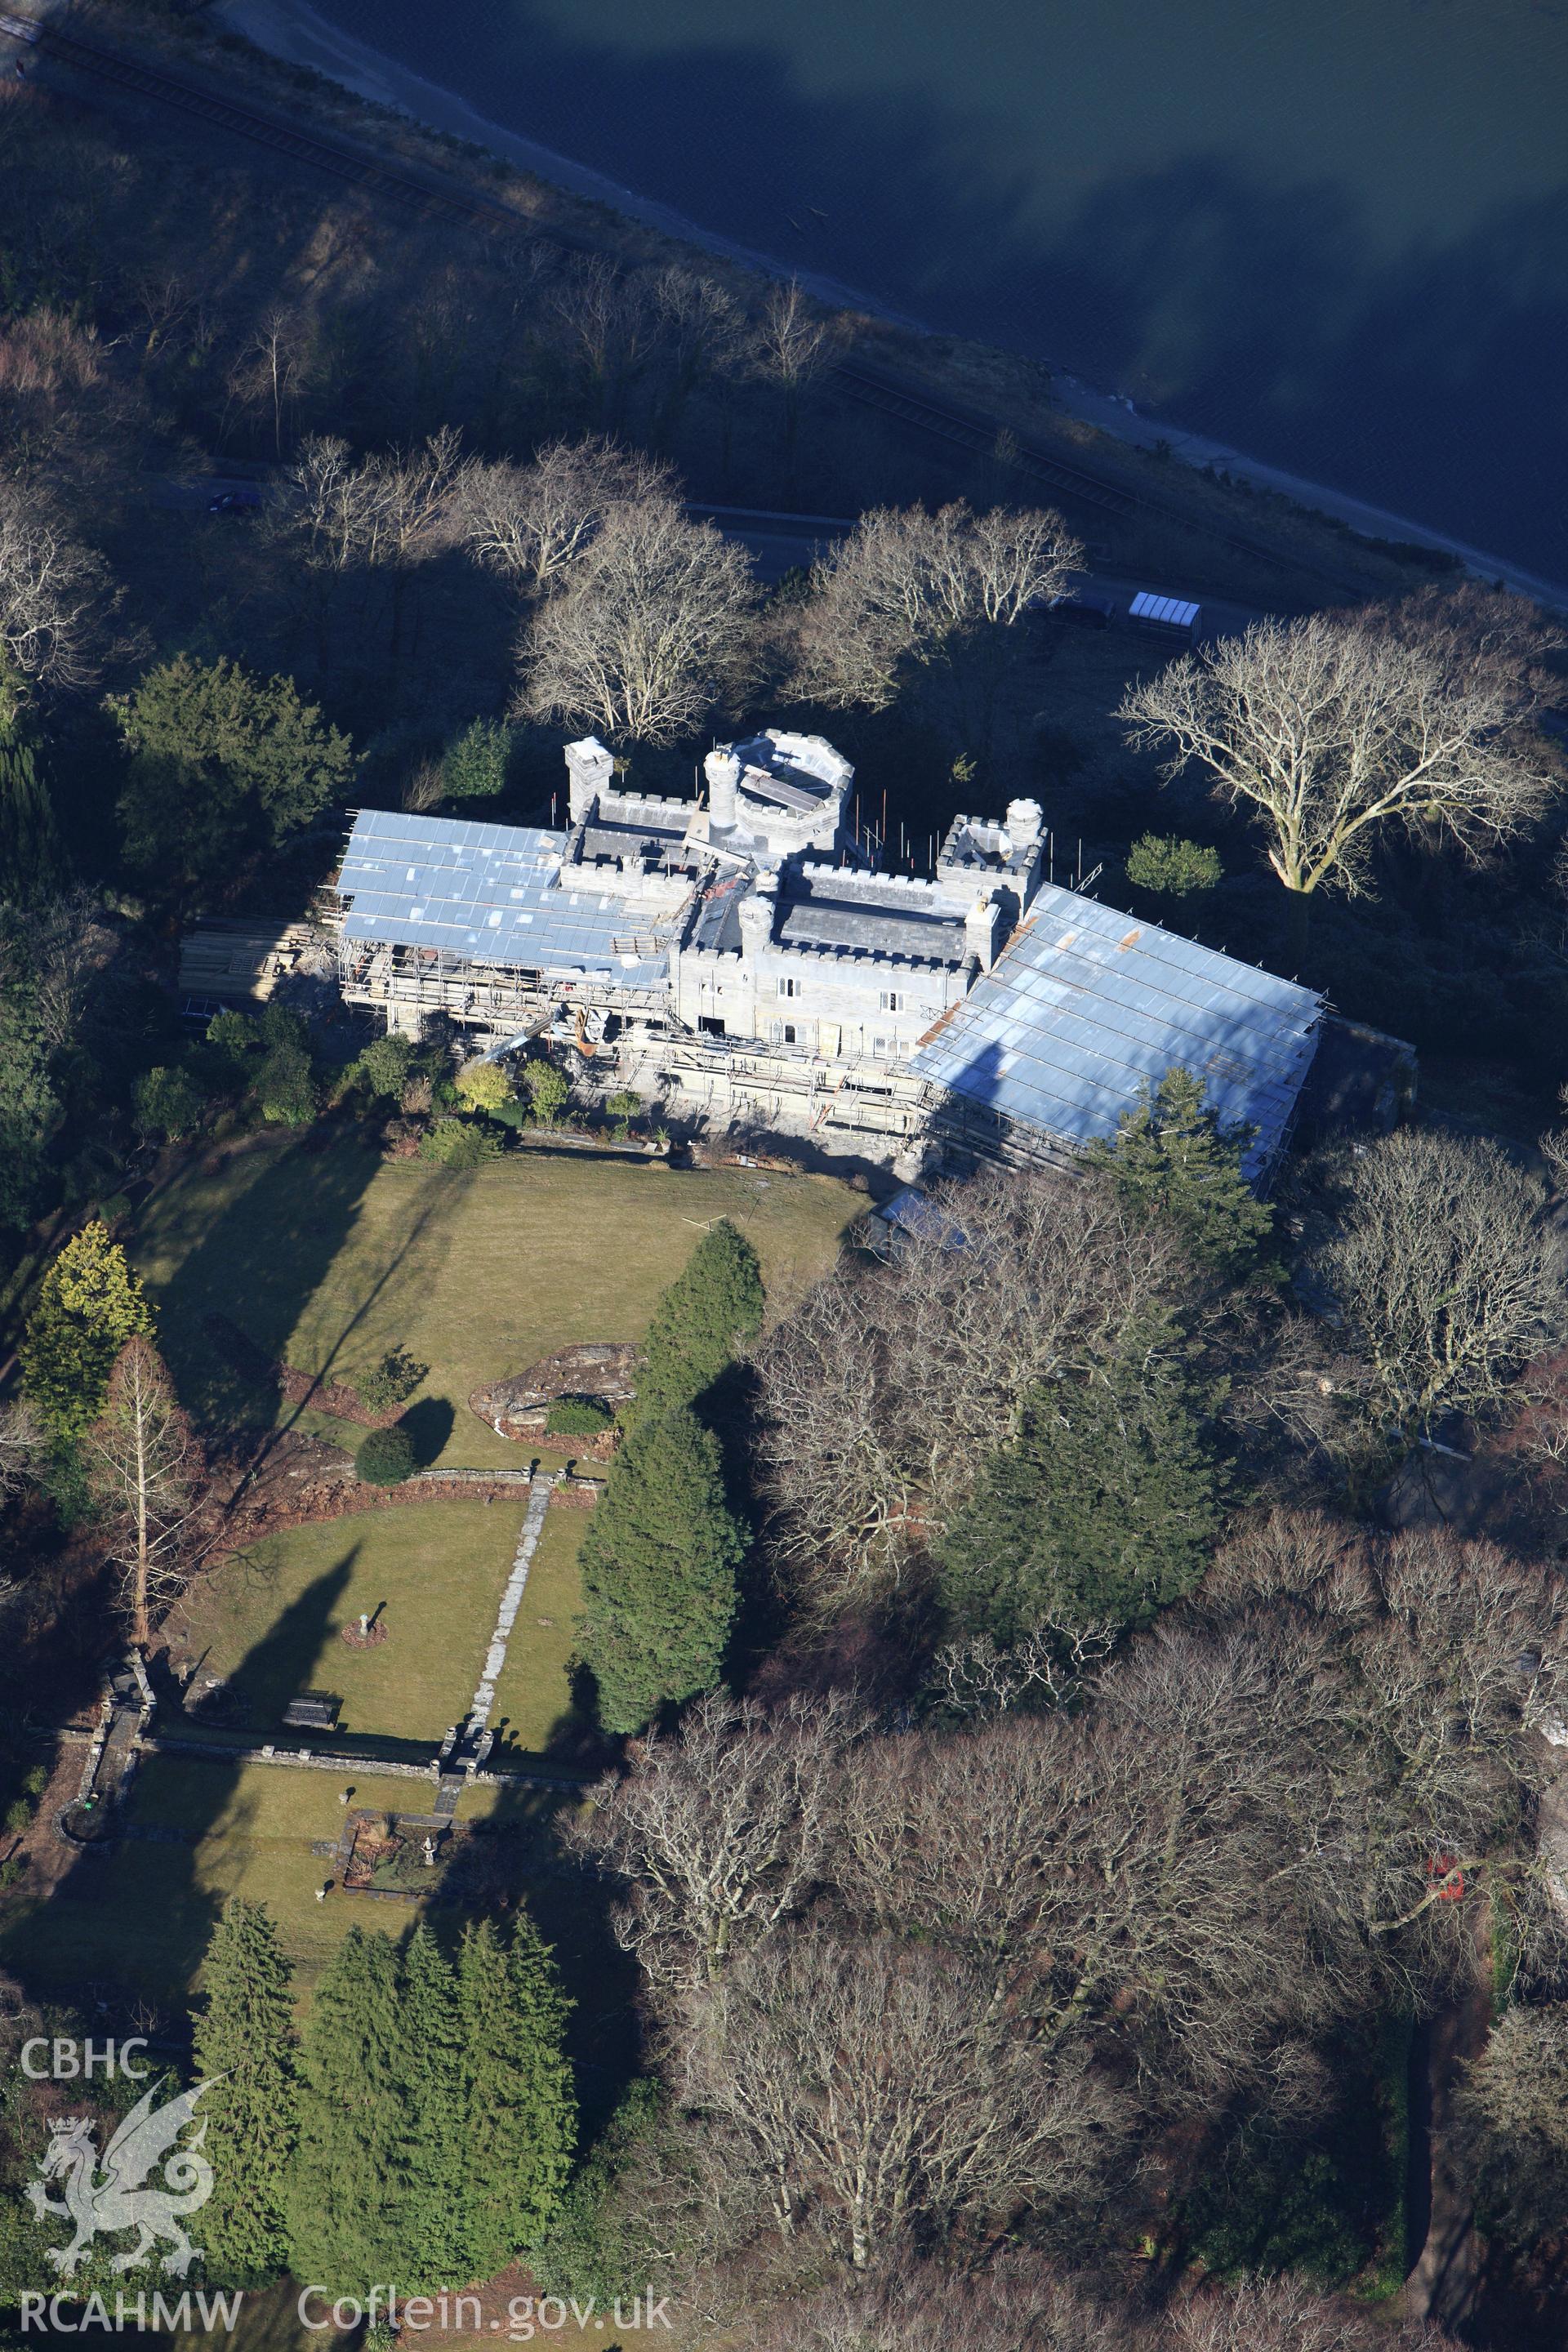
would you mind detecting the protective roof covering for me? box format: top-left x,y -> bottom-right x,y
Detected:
336,809 -> 670,989
1129,590 -> 1200,628
911,882 -> 1322,1175
875,1187 -> 969,1250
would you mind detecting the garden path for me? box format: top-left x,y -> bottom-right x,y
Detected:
467,1471 -> 560,1733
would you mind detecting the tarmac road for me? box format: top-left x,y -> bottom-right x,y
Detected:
152,474 -> 1273,639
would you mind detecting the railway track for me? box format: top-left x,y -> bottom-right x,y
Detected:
831,360 -> 1137,519
829,359 -> 1360,590
5,11 -> 593,247
7,11 -> 1361,595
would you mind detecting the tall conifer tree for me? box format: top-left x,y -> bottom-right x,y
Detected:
580,1406 -> 745,1733
631,1219 -> 763,1424
394,1924 -> 466,2289
456,1913 -> 576,2279
193,1897 -> 298,2286
1084,1066 -> 1273,1276
287,1927 -> 409,2292
938,1312 -> 1223,1638
21,1221 -> 154,1434
0,732 -> 62,906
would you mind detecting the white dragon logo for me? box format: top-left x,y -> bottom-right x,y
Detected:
26,2078 -> 220,2278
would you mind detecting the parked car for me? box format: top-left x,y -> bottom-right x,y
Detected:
207,488 -> 261,515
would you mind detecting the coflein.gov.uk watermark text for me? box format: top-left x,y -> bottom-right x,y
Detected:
298,2288 -> 674,2341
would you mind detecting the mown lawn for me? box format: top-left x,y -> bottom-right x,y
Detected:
488,1507 -> 595,1762
170,1501 -> 530,1744
131,1135 -> 860,1468
0,1758 -> 600,2011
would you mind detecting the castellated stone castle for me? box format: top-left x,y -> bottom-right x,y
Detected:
328,728 -> 1325,1175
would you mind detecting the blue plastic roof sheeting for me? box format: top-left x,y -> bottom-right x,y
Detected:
911,883 -> 1322,1175
876,1187 -> 969,1250
336,808 -> 670,989
1129,591 -> 1200,628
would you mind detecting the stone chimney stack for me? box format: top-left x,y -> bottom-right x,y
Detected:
564,736 -> 614,824
1004,797 -> 1044,850
965,891 -> 1001,973
737,869 -> 777,962
704,746 -> 741,833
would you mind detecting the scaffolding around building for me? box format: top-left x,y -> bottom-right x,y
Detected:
335,937 -> 674,1039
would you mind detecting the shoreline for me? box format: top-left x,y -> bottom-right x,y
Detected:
214,0 -> 1567,611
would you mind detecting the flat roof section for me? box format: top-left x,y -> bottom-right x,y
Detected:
336,808 -> 670,987
911,882 -> 1323,1176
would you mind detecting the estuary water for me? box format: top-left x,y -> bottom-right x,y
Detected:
229,0 -> 1568,589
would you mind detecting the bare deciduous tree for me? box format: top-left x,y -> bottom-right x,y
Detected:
750,278 -> 835,456
551,256 -> 662,423
1454,2001 -> 1568,2245
928,1619 -> 1116,1717
788,500 -> 1081,725
270,435 -> 390,576
750,2256 -> 1129,2352
517,497 -> 758,745
1196,1512 -> 1568,1982
0,1398 -> 47,1506
756,2263 -> 1455,2352
1167,2275 -> 1458,2352
753,1161 -> 1183,1610
9,890 -> 115,1054
0,477 -> 113,688
565,1689 -> 865,2001
87,1336 -> 198,1650
650,268 -> 742,442
453,437 -> 675,596
1118,612 -> 1557,917
1304,1127 -> 1568,1441
683,1927 -> 1116,2265
224,306 -> 313,455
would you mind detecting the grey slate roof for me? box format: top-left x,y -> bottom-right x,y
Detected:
911,882 -> 1322,1174
336,808 -> 670,989
778,874 -> 968,964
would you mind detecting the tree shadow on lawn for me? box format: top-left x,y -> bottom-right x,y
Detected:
0,1555 -> 354,2015
142,1138 -> 467,1454
399,1394 -> 455,1464
4,1551 -> 644,2137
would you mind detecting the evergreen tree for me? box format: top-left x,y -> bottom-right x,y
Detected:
1085,1065 -> 1274,1276
632,1218 -> 764,1424
580,1406 -> 744,1734
938,1314 -> 1223,1639
456,1913 -> 576,2279
109,654 -> 353,891
193,1897 -> 298,2286
0,933 -> 57,1232
287,1927 -> 409,2293
21,1219 -> 154,1435
394,1924 -> 466,2289
442,716 -> 513,801
0,724 -> 62,906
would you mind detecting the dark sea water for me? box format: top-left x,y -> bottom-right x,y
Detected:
304,0 -> 1568,582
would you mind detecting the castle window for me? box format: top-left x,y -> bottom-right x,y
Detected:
781,1022 -> 799,1045
777,975 -> 799,998
879,991 -> 903,1013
